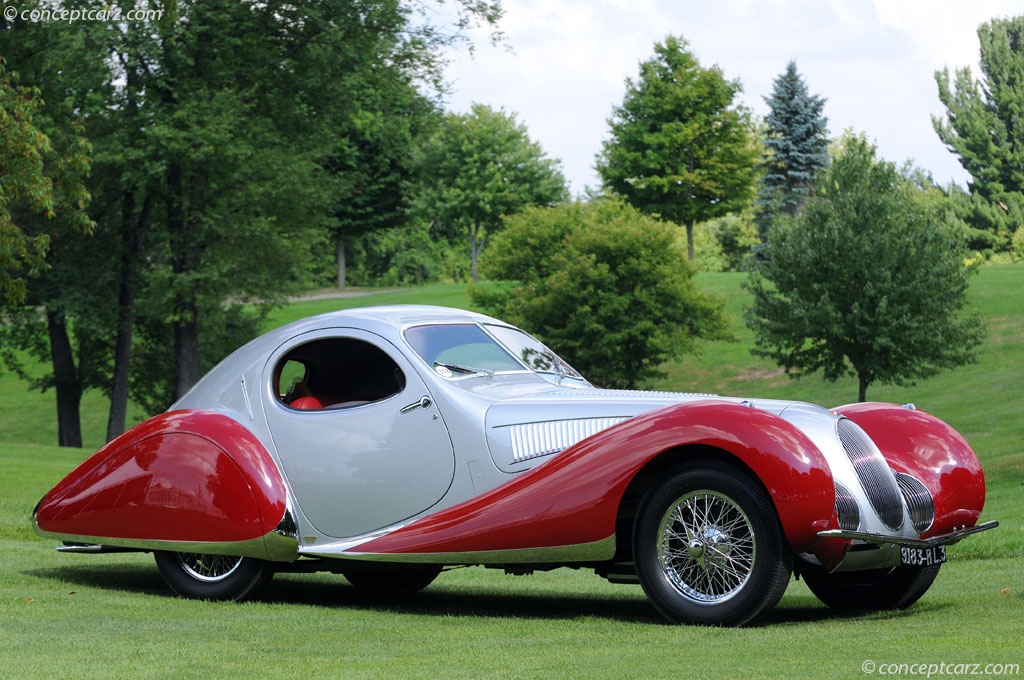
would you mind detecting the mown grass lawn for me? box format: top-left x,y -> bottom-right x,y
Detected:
1,268 -> 1021,678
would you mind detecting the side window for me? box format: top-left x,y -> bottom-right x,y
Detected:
276,337 -> 406,410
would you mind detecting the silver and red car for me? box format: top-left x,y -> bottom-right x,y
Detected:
33,305 -> 996,625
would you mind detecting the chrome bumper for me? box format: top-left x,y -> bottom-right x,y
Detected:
817,520 -> 999,547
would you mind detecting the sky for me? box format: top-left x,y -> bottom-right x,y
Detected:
441,0 -> 1022,195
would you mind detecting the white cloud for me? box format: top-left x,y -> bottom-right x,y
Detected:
444,0 -> 1023,194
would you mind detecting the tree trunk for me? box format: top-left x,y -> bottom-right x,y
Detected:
336,236 -> 347,289
858,374 -> 869,403
469,224 -> 482,283
166,155 -> 203,400
686,219 -> 695,262
107,193 -> 153,441
47,309 -> 83,447
174,304 -> 200,399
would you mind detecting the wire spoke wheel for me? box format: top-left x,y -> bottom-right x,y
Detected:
659,491 -> 756,603
633,462 -> 792,626
174,553 -> 245,582
154,551 -> 273,601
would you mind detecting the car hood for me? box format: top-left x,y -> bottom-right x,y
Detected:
481,384 -> 815,472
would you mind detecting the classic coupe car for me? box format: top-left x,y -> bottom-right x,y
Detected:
33,305 -> 996,626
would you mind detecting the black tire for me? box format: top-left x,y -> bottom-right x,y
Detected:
342,563 -> 443,592
633,462 -> 793,626
154,551 -> 273,601
799,560 -> 941,611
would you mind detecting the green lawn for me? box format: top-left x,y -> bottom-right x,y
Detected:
1,267 -> 1021,678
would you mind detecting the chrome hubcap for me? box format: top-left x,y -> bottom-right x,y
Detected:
658,491 -> 756,603
176,553 -> 244,582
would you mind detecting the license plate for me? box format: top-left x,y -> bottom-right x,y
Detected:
900,544 -> 947,566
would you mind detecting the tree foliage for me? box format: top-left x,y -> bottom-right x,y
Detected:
0,0 -> 504,443
472,197 -> 730,389
411,103 -> 568,282
0,58 -> 92,305
755,61 -> 829,244
596,35 -> 759,261
933,15 -> 1024,253
745,134 -> 986,402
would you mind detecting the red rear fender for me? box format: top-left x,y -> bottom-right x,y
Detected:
34,410 -> 288,547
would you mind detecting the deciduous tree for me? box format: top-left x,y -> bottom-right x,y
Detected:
411,103 -> 568,282
472,197 -> 730,388
596,35 -> 759,261
745,134 -> 985,402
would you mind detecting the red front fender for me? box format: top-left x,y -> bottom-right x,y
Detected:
34,410 -> 287,547
834,402 -> 986,537
355,401 -> 835,558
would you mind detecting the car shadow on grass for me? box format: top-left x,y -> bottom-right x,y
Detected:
26,562 -> 169,598
26,563 -> 943,626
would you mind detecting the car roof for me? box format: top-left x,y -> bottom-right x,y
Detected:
276,304 -> 501,335
173,305 -> 506,411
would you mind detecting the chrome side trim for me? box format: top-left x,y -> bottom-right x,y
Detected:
36,525 -> 300,563
817,520 -> 999,548
302,534 -> 617,565
508,418 -> 629,463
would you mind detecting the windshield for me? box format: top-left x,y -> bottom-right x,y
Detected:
404,324 -> 524,375
404,322 -> 585,382
484,324 -> 583,380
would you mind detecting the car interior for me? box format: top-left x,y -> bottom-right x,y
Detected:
275,337 -> 406,410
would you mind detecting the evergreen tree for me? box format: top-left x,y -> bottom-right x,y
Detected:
755,61 -> 829,245
934,16 -> 1024,253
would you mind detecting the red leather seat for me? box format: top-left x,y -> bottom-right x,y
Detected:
289,395 -> 324,410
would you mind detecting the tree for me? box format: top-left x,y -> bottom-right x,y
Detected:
0,18 -> 97,446
329,69 -> 439,289
745,134 -> 985,402
472,197 -> 730,388
0,58 -> 92,305
755,61 -> 830,244
411,103 -> 568,282
933,16 -> 1024,254
3,0 -> 507,441
596,35 -> 759,261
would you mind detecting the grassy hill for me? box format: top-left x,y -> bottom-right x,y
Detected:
1,267 -> 1021,678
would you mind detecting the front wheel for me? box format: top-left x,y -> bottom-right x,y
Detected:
633,462 -> 793,626
798,561 -> 941,611
154,551 -> 273,601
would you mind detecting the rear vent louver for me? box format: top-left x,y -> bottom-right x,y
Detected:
834,482 -> 861,531
895,473 -> 935,534
836,418 -> 904,531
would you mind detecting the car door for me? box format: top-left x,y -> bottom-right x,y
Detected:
262,328 -> 455,539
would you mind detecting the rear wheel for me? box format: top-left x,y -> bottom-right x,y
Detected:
799,561 -> 941,611
154,551 -> 273,601
342,563 -> 443,592
633,462 -> 793,626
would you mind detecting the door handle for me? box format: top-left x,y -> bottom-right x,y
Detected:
399,395 -> 433,414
